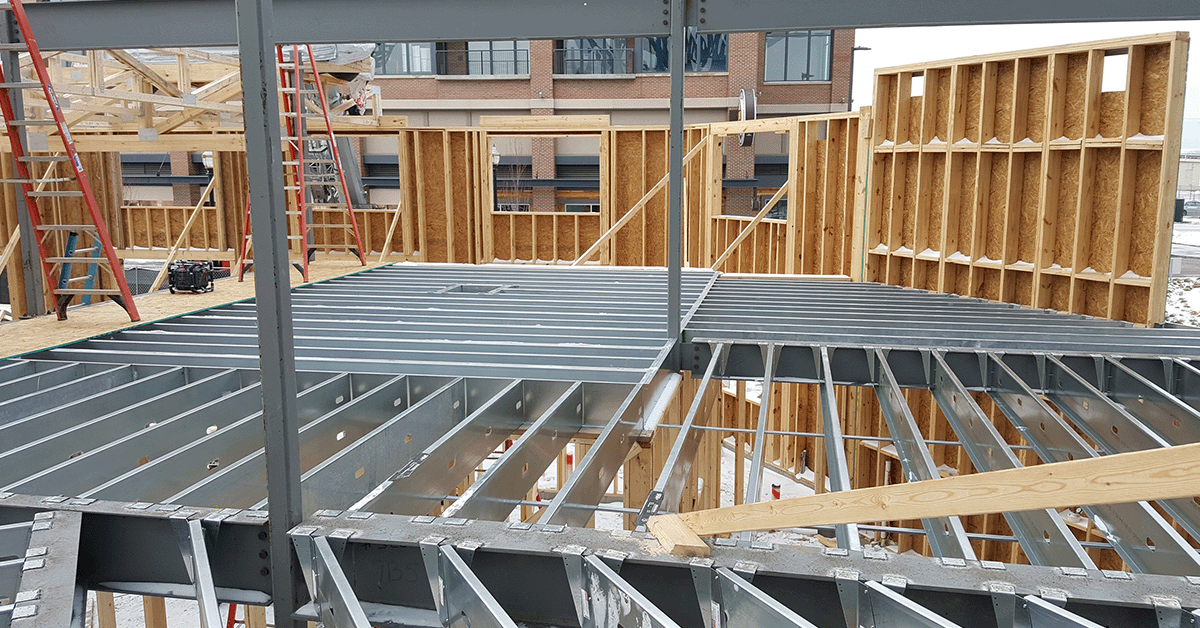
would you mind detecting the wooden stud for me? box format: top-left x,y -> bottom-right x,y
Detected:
442,130 -> 456,263
413,132 -> 428,261
95,591 -> 117,628
142,596 -> 167,628
244,605 -> 268,628
1147,36 -> 1190,323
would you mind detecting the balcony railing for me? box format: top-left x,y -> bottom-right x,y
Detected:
553,47 -> 631,75
436,48 -> 530,76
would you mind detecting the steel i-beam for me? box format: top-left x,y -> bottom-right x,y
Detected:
172,517 -> 222,628
421,537 -> 518,628
441,382 -> 587,521
872,349 -> 975,560
690,560 -> 820,628
0,510 -> 82,627
293,532 -> 371,628
985,354 -> 1200,575
561,546 -> 681,628
927,351 -> 1092,568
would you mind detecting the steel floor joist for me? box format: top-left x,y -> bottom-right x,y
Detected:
2,264 -> 1200,627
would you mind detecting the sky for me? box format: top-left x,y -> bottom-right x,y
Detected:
848,21 -> 1200,149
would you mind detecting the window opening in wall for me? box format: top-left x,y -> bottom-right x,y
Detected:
492,135 -> 601,214
1102,51 -> 1129,92
910,73 -> 925,98
764,30 -> 832,82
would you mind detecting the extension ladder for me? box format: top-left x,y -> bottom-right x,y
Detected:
0,0 -> 139,321
238,44 -> 365,282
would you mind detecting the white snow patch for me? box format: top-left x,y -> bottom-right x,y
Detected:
1165,277 -> 1200,327
947,251 -> 971,262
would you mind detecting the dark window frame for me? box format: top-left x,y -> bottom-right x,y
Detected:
763,30 -> 833,82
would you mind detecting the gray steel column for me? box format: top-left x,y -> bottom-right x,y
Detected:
2,15 -> 43,317
234,0 -> 304,623
666,0 -> 684,351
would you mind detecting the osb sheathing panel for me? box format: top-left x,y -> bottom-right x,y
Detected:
865,32 -> 1188,326
791,114 -> 861,276
644,131 -> 669,267
393,129 -> 479,263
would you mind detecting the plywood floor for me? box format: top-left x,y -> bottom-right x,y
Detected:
1,256 -> 390,359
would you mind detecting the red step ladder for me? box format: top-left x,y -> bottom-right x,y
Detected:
238,44 -> 365,282
0,0 -> 139,321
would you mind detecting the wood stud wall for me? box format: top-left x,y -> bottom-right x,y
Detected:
706,113 -> 864,275
845,33 -> 1190,567
862,32 -> 1189,325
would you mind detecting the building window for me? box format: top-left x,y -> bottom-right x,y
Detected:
555,38 -> 631,75
373,43 -> 434,75
636,33 -> 728,73
764,30 -> 832,82
437,41 -> 530,76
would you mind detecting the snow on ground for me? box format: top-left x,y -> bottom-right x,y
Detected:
715,438 -> 826,548
1166,277 -> 1200,326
